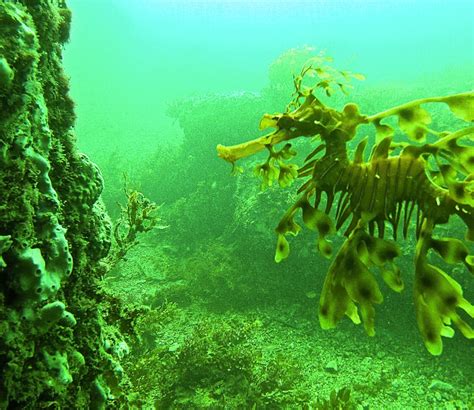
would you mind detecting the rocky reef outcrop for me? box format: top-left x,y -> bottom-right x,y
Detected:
0,1 -> 130,407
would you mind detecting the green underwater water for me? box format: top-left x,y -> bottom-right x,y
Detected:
63,0 -> 474,407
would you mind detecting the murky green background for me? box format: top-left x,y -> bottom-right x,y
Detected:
63,0 -> 474,407
65,0 -> 474,158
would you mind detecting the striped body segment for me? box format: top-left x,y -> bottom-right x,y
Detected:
313,154 -> 462,238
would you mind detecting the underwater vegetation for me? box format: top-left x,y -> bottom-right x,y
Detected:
218,53 -> 474,355
111,180 -> 163,262
125,303 -> 358,408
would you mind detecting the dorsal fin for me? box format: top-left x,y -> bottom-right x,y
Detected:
353,137 -> 368,163
370,136 -> 392,162
304,143 -> 326,162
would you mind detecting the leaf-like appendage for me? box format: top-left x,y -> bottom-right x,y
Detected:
277,162 -> 298,188
254,161 -> 279,188
275,234 -> 290,263
374,120 -> 394,143
382,266 -> 404,293
448,180 -> 474,206
276,214 -> 301,237
259,114 -> 278,130
276,143 -> 297,160
444,93 -> 474,122
350,73 -> 366,81
445,138 -> 474,174
415,261 -> 474,355
397,105 -> 432,141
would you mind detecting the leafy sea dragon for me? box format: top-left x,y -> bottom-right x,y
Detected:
217,55 -> 474,355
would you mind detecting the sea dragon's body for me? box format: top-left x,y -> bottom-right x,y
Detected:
217,63 -> 474,354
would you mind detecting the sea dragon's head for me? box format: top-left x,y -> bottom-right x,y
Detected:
217,53 -> 367,167
216,95 -> 366,167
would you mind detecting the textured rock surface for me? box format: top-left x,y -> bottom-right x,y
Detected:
0,1 -> 130,407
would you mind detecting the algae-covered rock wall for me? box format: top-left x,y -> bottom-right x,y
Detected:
0,1 -> 130,407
